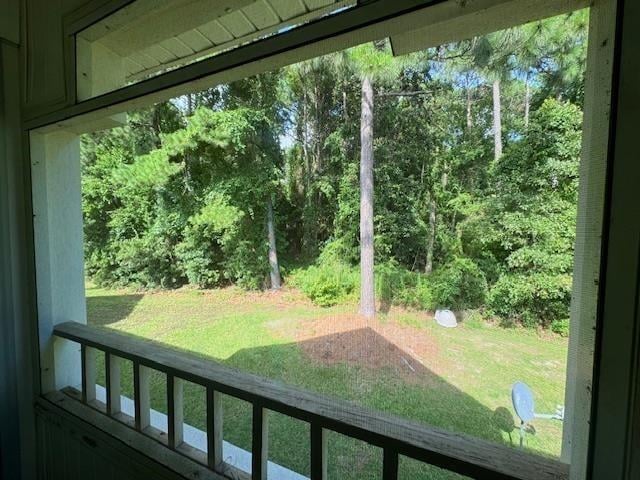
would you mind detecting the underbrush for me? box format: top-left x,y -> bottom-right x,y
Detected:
289,257 -> 488,312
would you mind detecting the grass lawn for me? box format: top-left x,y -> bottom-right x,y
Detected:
87,283 -> 568,479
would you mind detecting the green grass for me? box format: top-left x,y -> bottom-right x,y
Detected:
87,284 -> 568,479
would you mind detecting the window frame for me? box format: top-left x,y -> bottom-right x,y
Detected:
22,0 -> 634,479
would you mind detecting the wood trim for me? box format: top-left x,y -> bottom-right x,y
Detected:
125,0 -> 354,83
64,0 -> 139,36
38,392 -> 226,480
206,387 -> 223,471
106,352 -> 122,415
251,404 -> 268,480
54,322 -> 569,480
24,0 -> 444,129
588,0 -> 640,478
383,449 -> 399,480
310,424 -> 327,480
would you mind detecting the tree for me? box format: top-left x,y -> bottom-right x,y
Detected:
359,73 -> 375,317
81,12 -> 589,329
483,99 -> 582,325
347,41 -> 404,318
266,195 -> 282,289
223,72 -> 286,289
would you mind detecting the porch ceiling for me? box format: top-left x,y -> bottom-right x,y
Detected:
389,0 -> 589,56
79,0 -> 354,82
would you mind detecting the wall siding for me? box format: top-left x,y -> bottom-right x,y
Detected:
35,401 -> 185,480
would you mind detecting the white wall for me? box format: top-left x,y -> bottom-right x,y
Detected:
31,130 -> 87,393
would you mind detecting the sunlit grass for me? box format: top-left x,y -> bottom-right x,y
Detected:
87,283 -> 567,479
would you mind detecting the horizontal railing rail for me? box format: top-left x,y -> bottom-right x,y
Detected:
52,321 -> 569,480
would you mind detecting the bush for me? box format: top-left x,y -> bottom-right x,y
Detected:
375,261 -> 432,310
176,193 -> 269,290
289,262 -> 358,307
487,273 -> 572,327
429,257 -> 487,310
551,319 -> 570,337
292,257 -> 489,312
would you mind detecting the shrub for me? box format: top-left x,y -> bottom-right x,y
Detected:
289,262 -> 358,307
375,261 -> 432,310
429,257 -> 487,310
176,193 -> 269,290
551,319 -> 570,337
487,273 -> 572,327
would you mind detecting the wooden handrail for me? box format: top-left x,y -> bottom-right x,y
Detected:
53,321 -> 569,480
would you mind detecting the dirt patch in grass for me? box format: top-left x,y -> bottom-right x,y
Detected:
281,313 -> 441,384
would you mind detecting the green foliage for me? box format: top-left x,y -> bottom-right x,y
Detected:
551,319 -> 570,337
289,262 -> 358,307
487,273 -> 573,327
83,14 -> 588,329
482,99 -> 582,326
429,257 -> 488,311
375,261 -> 432,310
83,99 -> 281,289
176,193 -> 244,288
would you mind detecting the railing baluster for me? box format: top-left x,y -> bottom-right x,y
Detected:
167,375 -> 184,448
54,323 -> 572,480
81,344 -> 97,404
105,352 -> 121,415
383,449 -> 399,480
207,387 -> 223,470
252,403 -> 268,480
310,424 -> 327,480
134,362 -> 151,431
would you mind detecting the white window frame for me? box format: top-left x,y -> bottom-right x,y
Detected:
25,1 -> 622,479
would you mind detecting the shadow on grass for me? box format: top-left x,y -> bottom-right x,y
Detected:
89,301 -> 515,479
224,327 -> 511,478
86,293 -> 144,326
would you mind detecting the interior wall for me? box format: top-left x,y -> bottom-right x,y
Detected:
0,40 -> 22,480
0,28 -> 37,480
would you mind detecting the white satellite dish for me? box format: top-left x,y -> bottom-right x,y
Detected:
512,381 -> 564,448
435,309 -> 457,328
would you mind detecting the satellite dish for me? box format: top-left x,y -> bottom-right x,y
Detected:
435,309 -> 457,328
512,381 -> 535,423
511,381 -> 564,448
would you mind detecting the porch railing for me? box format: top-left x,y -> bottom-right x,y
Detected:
52,321 -> 569,480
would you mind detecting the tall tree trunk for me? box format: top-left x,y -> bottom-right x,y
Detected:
359,75 -> 375,319
425,197 -> 436,275
466,87 -> 473,130
524,75 -> 530,128
266,196 -> 282,290
492,78 -> 503,161
187,93 -> 194,116
426,158 -> 447,275
301,90 -> 315,256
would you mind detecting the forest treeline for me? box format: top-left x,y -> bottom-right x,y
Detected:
82,11 -> 588,331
